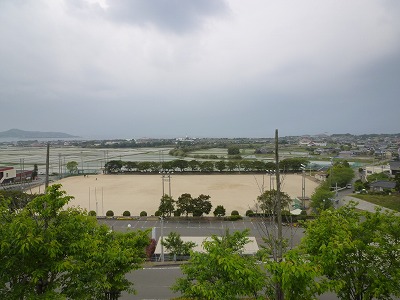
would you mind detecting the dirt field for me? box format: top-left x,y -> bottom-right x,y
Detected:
31,174 -> 319,216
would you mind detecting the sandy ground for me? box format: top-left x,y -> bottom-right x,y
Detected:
31,174 -> 318,216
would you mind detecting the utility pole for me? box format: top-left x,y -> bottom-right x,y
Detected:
275,129 -> 284,300
44,143 -> 50,191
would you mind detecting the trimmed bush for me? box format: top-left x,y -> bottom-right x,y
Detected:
106,210 -> 114,217
154,210 -> 161,217
224,215 -> 243,221
88,210 -> 96,217
140,211 -> 147,217
123,210 -> 131,217
231,210 -> 240,216
245,209 -> 254,217
174,210 -> 181,217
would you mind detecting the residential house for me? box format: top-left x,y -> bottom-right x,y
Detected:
370,181 -> 396,192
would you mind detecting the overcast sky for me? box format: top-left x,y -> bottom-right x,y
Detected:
1,0 -> 399,139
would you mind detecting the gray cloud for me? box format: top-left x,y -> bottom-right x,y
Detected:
0,0 -> 400,139
103,0 -> 229,33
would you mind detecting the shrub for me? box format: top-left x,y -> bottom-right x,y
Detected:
123,210 -> 131,217
88,210 -> 96,217
224,215 -> 243,221
298,209 -> 308,220
213,205 -> 226,217
245,209 -> 254,217
140,211 -> 147,217
155,210 -> 161,217
231,210 -> 240,216
106,210 -> 114,217
173,210 -> 181,217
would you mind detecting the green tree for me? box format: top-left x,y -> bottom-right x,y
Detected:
240,160 -> 254,171
105,160 -> 123,173
0,185 -> 149,299
172,230 -> 265,299
172,159 -> 189,172
192,194 -> 212,216
264,249 -> 324,300
161,232 -> 196,261
226,160 -> 238,172
32,164 -> 38,179
158,194 -> 175,217
300,203 -> 400,300
227,145 -> 240,155
213,205 -> 226,217
329,162 -> 354,188
66,161 -> 79,174
366,172 -> 390,182
124,161 -> 138,172
257,189 -> 291,215
188,160 -> 199,171
280,158 -> 309,172
199,161 -> 214,172
310,185 -> 335,212
252,160 -> 266,172
215,160 -> 226,172
176,193 -> 194,217
137,161 -> 152,172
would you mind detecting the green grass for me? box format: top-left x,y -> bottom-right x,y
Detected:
352,194 -> 400,212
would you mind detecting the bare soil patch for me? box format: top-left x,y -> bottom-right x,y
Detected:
31,174 -> 318,216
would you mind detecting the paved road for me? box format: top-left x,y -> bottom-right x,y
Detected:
98,218 -> 306,249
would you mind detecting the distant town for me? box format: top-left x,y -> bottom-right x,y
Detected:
1,130 -> 399,160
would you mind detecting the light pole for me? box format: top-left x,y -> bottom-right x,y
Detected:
301,164 -> 306,209
159,170 -> 172,263
160,171 -> 173,197
266,169 -> 274,191
160,216 -> 164,262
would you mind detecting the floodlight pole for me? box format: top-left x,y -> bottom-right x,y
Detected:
160,216 -> 164,262
275,129 -> 284,300
45,142 -> 50,191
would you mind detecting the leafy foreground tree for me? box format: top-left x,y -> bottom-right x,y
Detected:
0,184 -> 149,299
301,203 -> 400,300
172,230 -> 265,300
263,249 -> 323,300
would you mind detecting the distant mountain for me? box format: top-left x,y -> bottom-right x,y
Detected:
0,129 -> 78,139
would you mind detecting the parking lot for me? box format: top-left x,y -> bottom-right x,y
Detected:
98,217 -> 306,250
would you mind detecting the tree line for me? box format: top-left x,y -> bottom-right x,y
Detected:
104,157 -> 309,174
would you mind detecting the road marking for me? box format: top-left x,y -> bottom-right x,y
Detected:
142,267 -> 180,270
141,220 -> 148,228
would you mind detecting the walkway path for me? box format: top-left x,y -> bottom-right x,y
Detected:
340,195 -> 398,214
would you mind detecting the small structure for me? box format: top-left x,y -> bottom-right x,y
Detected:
365,164 -> 391,176
155,236 -> 259,258
389,161 -> 400,177
370,181 -> 396,192
0,166 -> 16,184
15,170 -> 33,182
